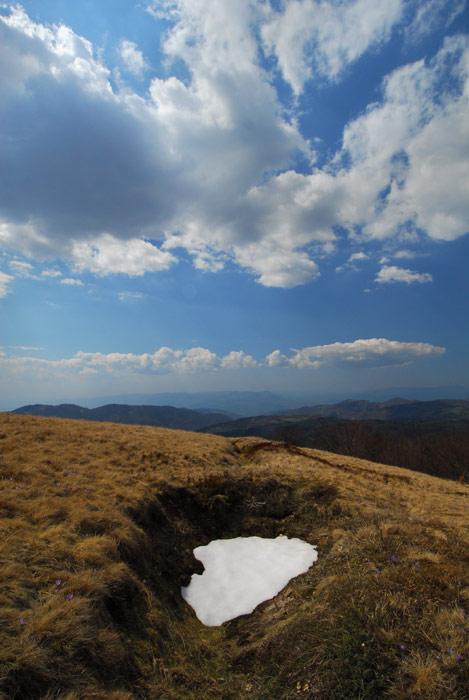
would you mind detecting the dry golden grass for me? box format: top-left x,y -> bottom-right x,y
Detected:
1,413 -> 469,699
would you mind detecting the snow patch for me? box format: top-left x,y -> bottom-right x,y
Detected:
181,535 -> 318,626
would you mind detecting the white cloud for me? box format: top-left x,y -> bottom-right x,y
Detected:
0,345 -> 254,376
41,269 -> 62,277
220,351 -> 258,370
118,291 -> 144,302
375,265 -> 433,284
336,251 -> 369,272
8,259 -> 36,277
72,235 -> 176,276
119,39 -> 148,76
0,271 -> 14,298
60,277 -> 84,286
0,4 -> 467,289
262,0 -> 403,93
337,35 -> 469,244
268,338 -> 445,369
393,249 -> 417,259
405,0 -> 467,44
4,345 -> 43,351
0,338 -> 447,381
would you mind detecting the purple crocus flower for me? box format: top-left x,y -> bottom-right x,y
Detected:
67,593 -> 73,600
400,645 -> 405,652
457,654 -> 463,662
55,579 -> 61,586
19,617 -> 25,625
391,555 -> 398,564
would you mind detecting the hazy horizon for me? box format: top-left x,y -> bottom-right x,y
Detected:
4,385 -> 469,416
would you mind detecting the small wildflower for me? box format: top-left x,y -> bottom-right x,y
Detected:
55,579 -> 61,586
374,568 -> 380,574
448,647 -> 455,655
391,555 -> 398,564
67,593 -> 73,600
400,645 -> 406,652
20,617 -> 25,625
463,611 -> 467,619
457,654 -> 463,662
436,655 -> 441,661
414,562 -> 419,568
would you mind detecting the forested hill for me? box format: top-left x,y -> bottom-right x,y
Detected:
10,403 -> 233,431
201,414 -> 469,482
274,398 -> 469,421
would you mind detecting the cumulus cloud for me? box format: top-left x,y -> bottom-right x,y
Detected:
375,265 -> 433,284
0,346 -> 257,377
220,351 -> 258,370
337,35 -> 469,244
0,3 -> 467,288
72,235 -> 176,276
267,338 -> 445,369
119,39 -> 148,76
0,338 -> 447,381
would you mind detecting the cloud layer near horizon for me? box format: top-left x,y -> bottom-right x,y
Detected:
0,339 -> 445,379
0,2 -> 468,288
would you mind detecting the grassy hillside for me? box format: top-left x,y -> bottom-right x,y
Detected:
1,413 -> 469,699
202,415 -> 469,482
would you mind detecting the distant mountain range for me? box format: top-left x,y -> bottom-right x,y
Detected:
81,390 -> 301,416
273,398 -> 469,422
200,398 -> 469,439
10,403 -> 232,431
10,397 -> 469,433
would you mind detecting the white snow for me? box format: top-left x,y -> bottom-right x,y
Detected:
181,535 -> 318,626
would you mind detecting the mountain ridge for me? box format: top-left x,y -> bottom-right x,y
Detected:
10,402 -> 232,431
273,397 -> 469,421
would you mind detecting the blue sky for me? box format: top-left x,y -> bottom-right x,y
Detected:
1,0 -> 468,410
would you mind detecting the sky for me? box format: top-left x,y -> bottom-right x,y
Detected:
1,0 -> 468,410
